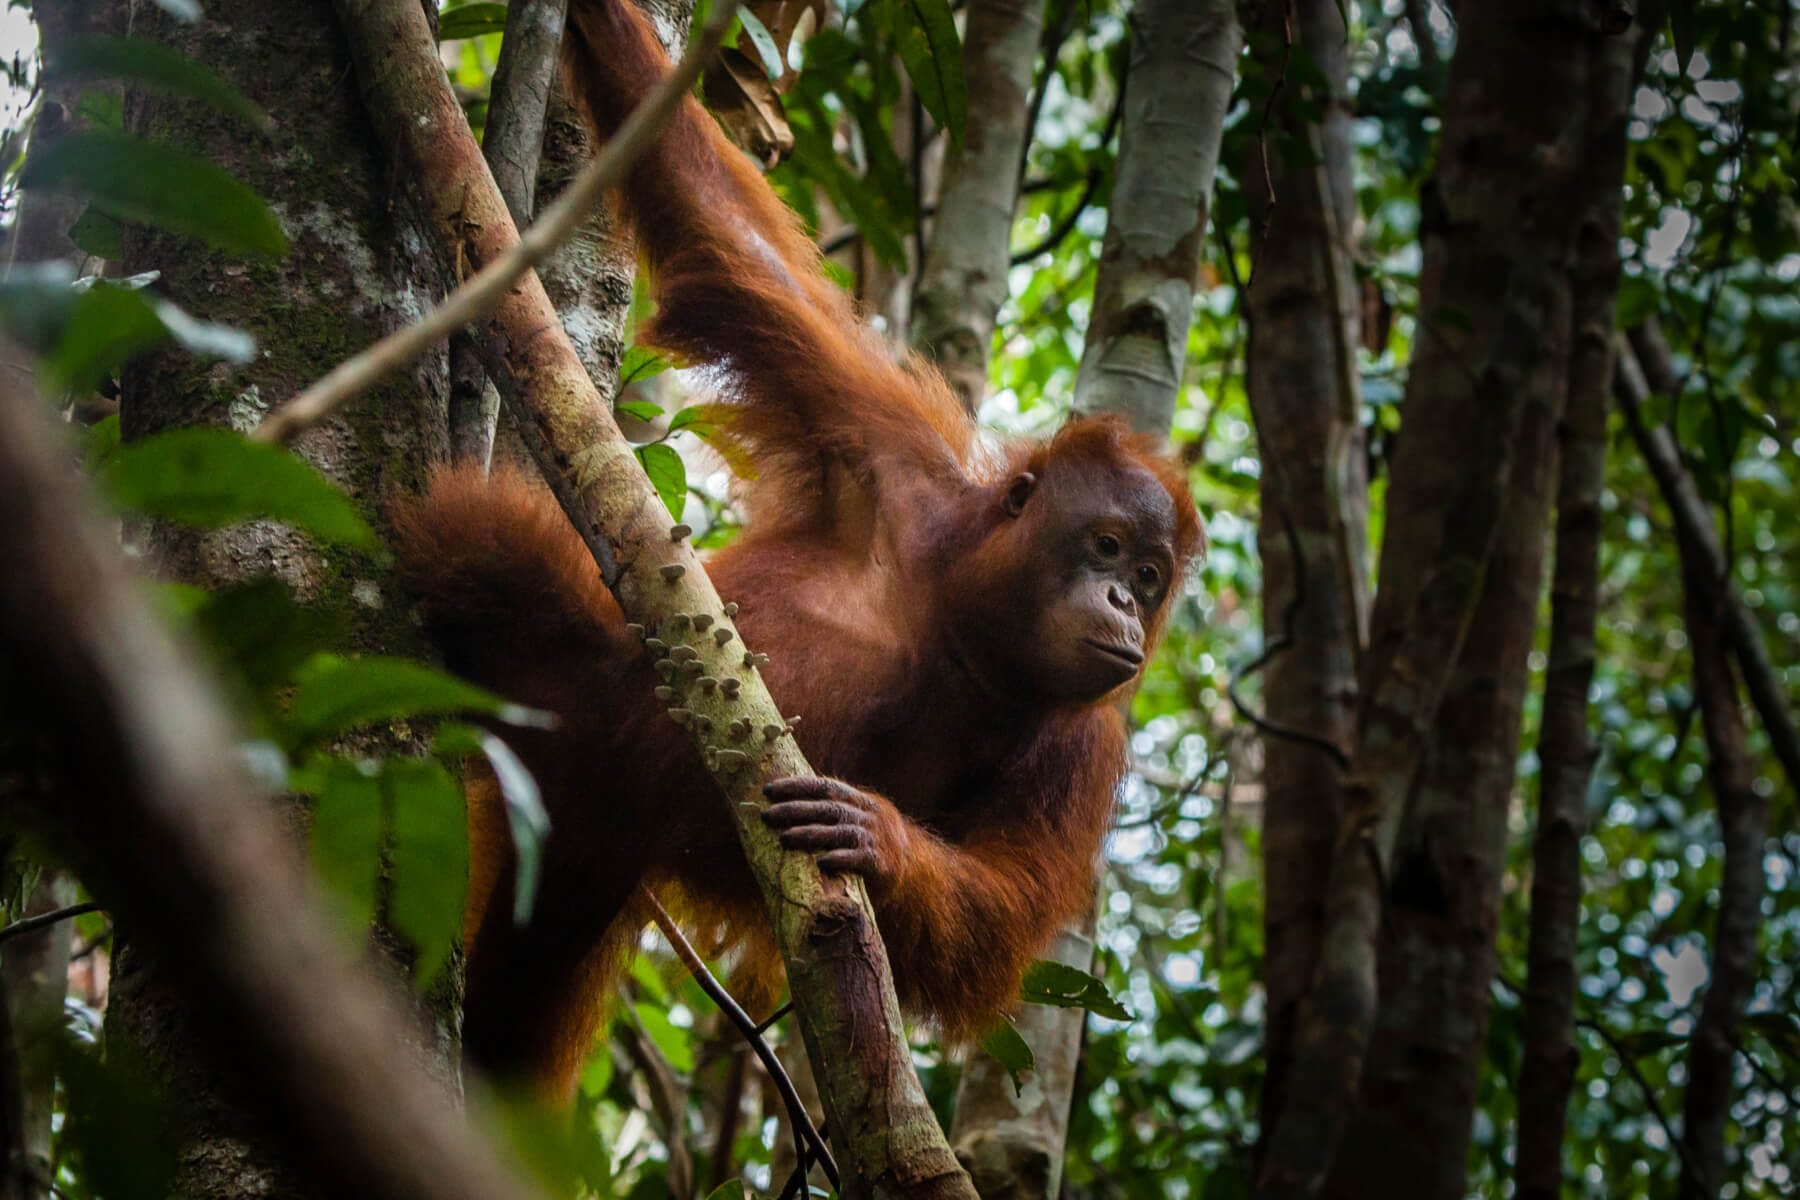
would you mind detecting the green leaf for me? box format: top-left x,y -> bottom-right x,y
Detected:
667,405 -> 714,436
616,399 -> 665,423
84,414 -> 122,473
1668,0 -> 1696,79
183,577 -> 349,694
23,129 -> 287,259
706,1183 -> 750,1200
285,653 -> 550,749
618,344 -> 671,387
879,0 -> 967,146
439,3 -> 509,40
103,426 -> 376,548
636,442 -> 687,518
34,280 -> 255,393
736,9 -> 785,78
1020,959 -> 1133,1021
386,757 -> 469,985
69,206 -> 125,259
435,723 -> 549,925
60,35 -> 271,130
306,758 -> 385,934
980,1017 -> 1035,1096
631,1002 -> 696,1073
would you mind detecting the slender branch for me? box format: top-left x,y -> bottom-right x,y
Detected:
1615,332 -> 1800,794
0,901 -> 99,948
253,4 -> 736,446
639,888 -> 839,1191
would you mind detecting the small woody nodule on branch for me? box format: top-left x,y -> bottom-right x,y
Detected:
267,1 -> 975,1195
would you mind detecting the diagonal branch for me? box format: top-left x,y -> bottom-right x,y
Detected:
1614,330 -> 1800,796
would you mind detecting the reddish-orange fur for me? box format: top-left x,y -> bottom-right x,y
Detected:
392,0 -> 1202,1101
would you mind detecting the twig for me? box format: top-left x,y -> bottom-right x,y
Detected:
1009,56 -> 1127,267
0,901 -> 98,948
638,887 -> 839,1191
253,1 -> 739,446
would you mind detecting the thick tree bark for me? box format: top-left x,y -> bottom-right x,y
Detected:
0,376 -> 541,1200
1070,0 -> 1240,436
105,4 -> 455,1195
1241,0 -> 1369,1160
1512,18 -> 1639,1197
1257,5 -> 1607,1195
909,0 -> 1046,415
324,3 -> 972,1195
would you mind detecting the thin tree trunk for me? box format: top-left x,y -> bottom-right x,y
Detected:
1070,0 -> 1240,436
909,0 -> 1046,415
1512,17 -> 1639,1196
1241,0 -> 1368,1162
0,873 -> 74,1200
1622,320 -> 1800,796
1257,5 -> 1604,1194
325,3 -> 973,1193
1614,339 -> 1771,1200
105,3 -> 456,1194
449,0 -> 571,467
949,922 -> 1092,1200
1674,561 -> 1768,1200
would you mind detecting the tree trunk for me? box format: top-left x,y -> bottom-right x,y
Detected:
0,873 -> 75,1200
1674,556 -> 1769,1200
1257,5 -> 1607,1195
1070,0 -> 1240,436
909,0 -> 1046,415
1512,17 -> 1639,1197
1240,0 -> 1368,1161
949,923 -> 1092,1200
1615,337 -> 1771,1200
107,3 -> 454,1194
1319,9 -> 1637,1197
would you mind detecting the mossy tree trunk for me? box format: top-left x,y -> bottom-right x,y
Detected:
106,4 -> 454,1195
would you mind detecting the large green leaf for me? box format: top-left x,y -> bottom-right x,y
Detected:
285,653 -> 549,749
636,441 -> 688,518
37,280 -> 255,392
102,427 -> 376,549
304,757 -> 385,935
386,757 -> 469,985
60,35 -> 271,130
439,2 -> 509,40
23,129 -> 287,259
1020,958 -> 1133,1021
980,1017 -> 1035,1097
878,0 -> 966,146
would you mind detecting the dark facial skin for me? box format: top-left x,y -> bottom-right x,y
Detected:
763,456 -> 1182,881
1008,458 -> 1179,702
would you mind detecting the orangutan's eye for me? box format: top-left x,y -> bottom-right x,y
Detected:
1095,534 -> 1121,558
